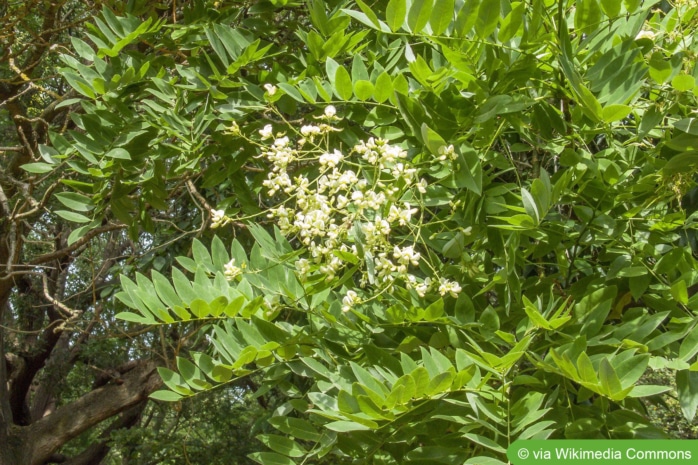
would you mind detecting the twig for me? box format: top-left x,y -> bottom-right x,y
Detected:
0,183 -> 18,273
29,224 -> 127,265
42,273 -> 77,319
185,179 -> 246,229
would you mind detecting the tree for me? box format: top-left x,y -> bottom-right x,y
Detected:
0,1 -> 250,463
10,0 -> 698,464
0,2 -> 158,463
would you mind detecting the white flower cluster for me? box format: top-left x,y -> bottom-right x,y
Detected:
211,209 -> 229,228
437,144 -> 457,162
256,108 -> 462,312
224,258 -> 243,280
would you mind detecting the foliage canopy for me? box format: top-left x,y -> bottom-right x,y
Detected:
5,0 -> 698,463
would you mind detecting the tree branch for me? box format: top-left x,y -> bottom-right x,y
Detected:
28,224 -> 127,266
61,403 -> 146,465
26,359 -> 160,465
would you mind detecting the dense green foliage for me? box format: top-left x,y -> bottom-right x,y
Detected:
30,0 -> 698,463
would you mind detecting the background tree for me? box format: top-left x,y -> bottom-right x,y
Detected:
0,1 -> 278,463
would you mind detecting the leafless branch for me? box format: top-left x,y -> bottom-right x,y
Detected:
41,274 -> 78,320
29,224 -> 128,266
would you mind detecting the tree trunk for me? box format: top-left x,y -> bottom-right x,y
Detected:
0,360 -> 161,465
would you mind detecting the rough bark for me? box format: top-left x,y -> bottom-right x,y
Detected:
60,404 -> 146,465
0,359 -> 160,465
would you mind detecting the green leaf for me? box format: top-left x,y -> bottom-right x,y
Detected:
325,420 -> 372,432
149,390 -> 184,402
55,192 -> 93,212
248,452 -> 297,465
426,370 -> 454,395
624,0 -> 641,13
674,118 -> 698,136
67,223 -> 96,246
671,280 -> 688,305
189,299 -> 211,318
680,324 -> 698,362
521,188 -> 540,224
386,0 -> 407,32
523,296 -> 551,330
177,357 -> 208,390
465,458 -> 507,465
672,75 -> 696,92
599,358 -> 625,400
410,366 -> 430,396
430,0 -> 454,35
576,352 -> 598,385
463,433 -> 506,454
268,416 -> 322,442
475,1 -> 499,38
602,104 -> 632,123
277,82 -> 305,102
408,0 -> 434,34
105,148 -> 131,159
600,0 -> 621,17
192,239 -> 213,268
374,72 -> 393,103
576,84 -> 604,121
649,52 -> 672,84
628,385 -> 672,398
256,434 -> 307,458
574,0 -> 602,34
677,370 -> 698,421
334,64 -> 353,101
663,151 -> 698,175
157,367 -> 194,395
38,144 -> 59,163
55,210 -> 91,223
350,0 -> 391,33
21,163 -> 54,174
114,311 -> 153,324
498,2 -> 524,42
354,80 -> 374,101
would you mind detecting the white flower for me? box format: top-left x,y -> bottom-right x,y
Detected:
351,190 -> 364,202
335,194 -> 350,209
391,162 -> 417,183
211,209 -> 227,228
224,259 -> 243,280
342,290 -> 359,312
636,30 -> 656,41
264,83 -> 277,95
274,136 -> 290,148
393,245 -> 420,267
319,149 -> 343,168
364,190 -> 387,210
415,278 -> 432,297
438,144 -> 457,161
263,171 -> 292,196
374,253 -> 396,279
381,144 -> 407,164
295,258 -> 311,280
324,105 -> 337,118
301,125 -> 322,138
438,278 -> 462,298
265,145 -> 296,171
388,203 -> 418,226
417,178 -> 428,194
374,217 -> 390,236
259,124 -> 273,139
